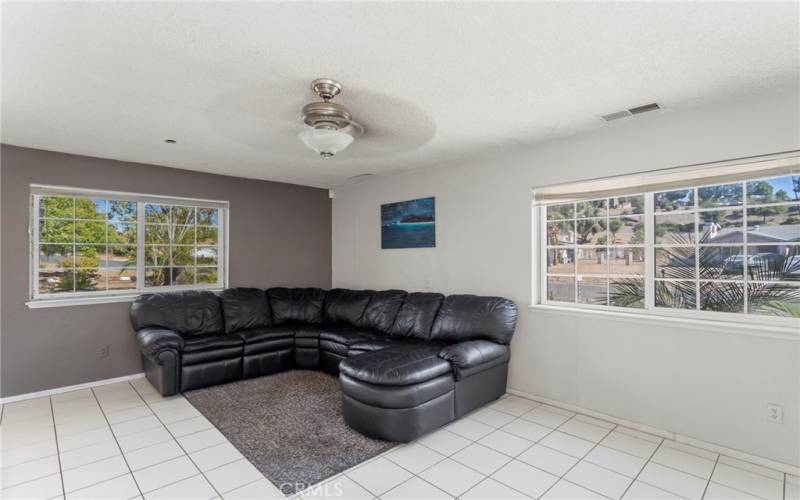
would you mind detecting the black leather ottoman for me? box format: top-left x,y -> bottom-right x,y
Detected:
339,343 -> 455,442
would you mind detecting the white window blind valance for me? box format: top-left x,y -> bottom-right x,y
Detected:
532,152 -> 799,205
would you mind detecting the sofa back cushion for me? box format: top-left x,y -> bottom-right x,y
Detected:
130,290 -> 224,336
389,292 -> 444,339
220,288 -> 272,334
430,295 -> 518,344
323,289 -> 374,326
359,289 -> 407,333
267,287 -> 326,325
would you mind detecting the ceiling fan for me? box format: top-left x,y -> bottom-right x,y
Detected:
298,78 -> 364,158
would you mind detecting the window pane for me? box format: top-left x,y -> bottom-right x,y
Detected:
746,204 -> 800,243
655,280 -> 697,309
145,204 -> 170,224
546,276 -> 575,302
699,282 -> 744,313
655,189 -> 694,212
655,247 -> 696,279
74,221 -> 106,243
196,267 -> 218,284
75,245 -> 106,268
547,249 -> 574,274
108,268 -> 136,290
577,277 -> 607,305
608,196 -> 644,216
576,218 -> 607,245
576,199 -> 607,218
700,209 -> 742,243
145,267 -> 169,287
197,208 -> 218,226
609,247 -> 644,275
547,221 -> 575,246
698,183 -> 742,208
655,212 -> 695,244
699,246 -> 743,280
40,219 -> 74,243
145,225 -> 169,244
577,248 -> 607,275
746,245 -> 800,282
75,267 -> 104,291
108,200 -> 137,222
195,247 -> 217,265
109,222 -> 136,245
196,226 -> 218,245
40,196 -> 74,219
609,279 -> 645,308
172,225 -> 196,245
108,245 -> 136,270
145,246 -> 169,267
746,175 -> 800,205
609,216 -> 644,245
39,270 -> 73,294
39,244 -> 73,270
171,267 -> 194,285
172,206 -> 195,225
75,198 -> 107,220
747,282 -> 800,317
546,203 -> 574,220
171,246 -> 193,266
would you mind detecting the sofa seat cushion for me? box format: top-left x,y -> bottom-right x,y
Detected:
235,325 -> 296,344
349,338 -> 422,353
319,328 -> 379,346
182,332 -> 243,353
340,343 -> 451,386
181,332 -> 243,366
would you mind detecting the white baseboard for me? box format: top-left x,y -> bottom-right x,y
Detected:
0,373 -> 145,404
507,387 -> 800,476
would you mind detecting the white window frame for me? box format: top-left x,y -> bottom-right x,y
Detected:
28,185 -> 229,308
533,175 -> 800,331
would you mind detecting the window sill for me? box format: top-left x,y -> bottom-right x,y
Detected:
26,294 -> 141,309
527,303 -> 800,340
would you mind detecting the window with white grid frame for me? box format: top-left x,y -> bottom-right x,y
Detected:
32,187 -> 227,300
539,173 -> 800,322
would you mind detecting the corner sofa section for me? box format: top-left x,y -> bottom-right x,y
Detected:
131,287 -> 518,441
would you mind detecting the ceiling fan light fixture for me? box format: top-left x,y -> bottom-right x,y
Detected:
298,78 -> 362,158
298,127 -> 354,158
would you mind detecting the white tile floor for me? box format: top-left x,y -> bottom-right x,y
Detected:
0,378 -> 796,500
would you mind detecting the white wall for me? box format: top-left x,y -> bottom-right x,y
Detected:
332,86 -> 800,466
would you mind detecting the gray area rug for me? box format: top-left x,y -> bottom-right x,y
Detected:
183,370 -> 395,494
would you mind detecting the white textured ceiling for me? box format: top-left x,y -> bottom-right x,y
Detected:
2,2 -> 798,188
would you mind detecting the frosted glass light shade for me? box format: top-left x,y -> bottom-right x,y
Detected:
298,127 -> 354,157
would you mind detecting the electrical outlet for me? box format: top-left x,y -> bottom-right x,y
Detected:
767,403 -> 783,424
98,346 -> 110,358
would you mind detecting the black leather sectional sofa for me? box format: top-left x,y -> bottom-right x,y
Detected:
131,287 -> 517,441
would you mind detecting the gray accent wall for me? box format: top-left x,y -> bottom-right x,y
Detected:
0,145 -> 332,398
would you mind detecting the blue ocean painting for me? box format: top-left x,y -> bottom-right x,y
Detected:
381,197 -> 436,249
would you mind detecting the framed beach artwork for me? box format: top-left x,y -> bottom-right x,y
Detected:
381,197 -> 436,249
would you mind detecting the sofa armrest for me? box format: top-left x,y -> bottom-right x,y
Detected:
136,327 -> 184,363
439,340 -> 509,380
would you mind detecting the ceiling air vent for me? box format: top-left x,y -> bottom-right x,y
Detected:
601,102 -> 662,122
628,102 -> 661,115
601,110 -> 632,122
